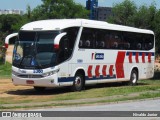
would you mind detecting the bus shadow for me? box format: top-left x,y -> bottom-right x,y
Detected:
85,82 -> 149,90
6,87 -> 71,96
6,82 -> 149,96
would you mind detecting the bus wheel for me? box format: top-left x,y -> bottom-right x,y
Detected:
72,74 -> 84,91
129,70 -> 138,86
34,86 -> 46,92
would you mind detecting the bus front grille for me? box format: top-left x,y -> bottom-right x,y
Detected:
17,75 -> 43,78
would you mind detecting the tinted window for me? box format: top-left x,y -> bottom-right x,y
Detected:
95,30 -> 107,49
108,31 -> 123,49
79,27 -> 154,51
123,32 -> 154,50
79,28 -> 95,49
56,27 -> 79,63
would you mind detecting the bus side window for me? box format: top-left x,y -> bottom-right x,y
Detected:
110,32 -> 122,49
57,36 -> 68,63
144,35 -> 154,50
57,27 -> 79,64
104,34 -> 110,49
63,27 -> 79,55
146,42 -> 153,50
96,30 -> 105,49
137,43 -> 141,49
79,40 -> 83,47
79,28 -> 94,49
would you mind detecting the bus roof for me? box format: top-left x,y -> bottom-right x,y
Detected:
21,19 -> 154,34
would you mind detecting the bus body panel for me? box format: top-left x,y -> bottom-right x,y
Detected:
10,19 -> 155,88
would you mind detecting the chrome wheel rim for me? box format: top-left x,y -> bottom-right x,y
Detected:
75,76 -> 82,88
132,73 -> 137,83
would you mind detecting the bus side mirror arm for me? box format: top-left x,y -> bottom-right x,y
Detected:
54,32 -> 67,49
5,33 -> 18,49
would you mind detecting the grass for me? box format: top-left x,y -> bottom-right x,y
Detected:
1,91 -> 160,110
1,79 -> 160,105
0,62 -> 12,78
51,85 -> 160,101
0,65 -> 160,109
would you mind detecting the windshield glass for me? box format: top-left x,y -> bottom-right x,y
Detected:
13,31 -> 60,69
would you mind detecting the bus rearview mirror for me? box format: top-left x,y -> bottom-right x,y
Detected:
54,32 -> 67,49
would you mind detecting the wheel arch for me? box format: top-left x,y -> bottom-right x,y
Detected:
75,69 -> 85,80
73,67 -> 86,77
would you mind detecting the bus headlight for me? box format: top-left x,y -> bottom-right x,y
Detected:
42,68 -> 60,77
12,70 -> 19,76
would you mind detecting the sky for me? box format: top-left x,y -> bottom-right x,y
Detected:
0,0 -> 159,12
76,0 -> 160,8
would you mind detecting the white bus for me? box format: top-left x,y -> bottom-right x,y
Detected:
10,19 -> 155,91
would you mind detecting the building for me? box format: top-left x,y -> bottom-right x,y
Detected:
86,0 -> 113,21
95,7 -> 113,21
0,9 -> 23,15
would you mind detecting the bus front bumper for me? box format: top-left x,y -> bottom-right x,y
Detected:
12,74 -> 59,87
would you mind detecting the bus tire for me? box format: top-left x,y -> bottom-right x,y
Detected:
129,70 -> 138,86
34,86 -> 46,92
72,73 -> 84,91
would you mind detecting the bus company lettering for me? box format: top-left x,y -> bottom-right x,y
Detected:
92,53 -> 104,60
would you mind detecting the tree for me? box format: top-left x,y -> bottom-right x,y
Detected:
11,16 -> 29,31
133,3 -> 157,29
27,5 -> 31,19
31,0 -> 89,20
108,0 -> 137,26
0,14 -> 22,32
154,10 -> 160,48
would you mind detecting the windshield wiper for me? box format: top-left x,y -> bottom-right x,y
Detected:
33,33 -> 43,69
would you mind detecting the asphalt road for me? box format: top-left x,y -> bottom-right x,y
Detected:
29,98 -> 160,120
36,98 -> 160,111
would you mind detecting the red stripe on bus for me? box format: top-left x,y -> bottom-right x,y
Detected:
115,51 -> 126,78
102,65 -> 107,77
142,53 -> 145,63
109,65 -> 114,77
95,65 -> 100,78
135,52 -> 139,63
148,53 -> 151,63
88,65 -> 93,78
129,52 -> 132,63
92,53 -> 94,60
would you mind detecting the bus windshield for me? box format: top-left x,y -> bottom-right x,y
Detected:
13,31 -> 60,69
